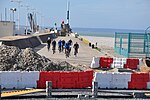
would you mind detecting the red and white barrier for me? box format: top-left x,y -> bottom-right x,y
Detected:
1,70 -> 150,90
91,57 -> 100,68
90,57 -> 141,70
37,70 -> 93,89
94,72 -> 150,89
111,58 -> 126,68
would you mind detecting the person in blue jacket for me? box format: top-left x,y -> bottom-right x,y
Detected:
64,42 -> 71,57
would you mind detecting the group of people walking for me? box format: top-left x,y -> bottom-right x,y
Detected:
47,37 -> 79,57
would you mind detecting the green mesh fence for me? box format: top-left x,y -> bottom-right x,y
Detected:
114,32 -> 150,58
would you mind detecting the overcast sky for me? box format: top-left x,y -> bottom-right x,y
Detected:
0,0 -> 150,30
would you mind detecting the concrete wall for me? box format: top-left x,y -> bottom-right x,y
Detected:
0,21 -> 15,37
0,33 -> 57,49
39,33 -> 57,43
2,36 -> 41,49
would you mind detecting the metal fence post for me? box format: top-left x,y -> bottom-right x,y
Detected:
92,81 -> 98,98
0,85 -> 1,100
46,81 -> 52,98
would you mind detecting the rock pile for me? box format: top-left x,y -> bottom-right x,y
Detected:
0,45 -> 83,71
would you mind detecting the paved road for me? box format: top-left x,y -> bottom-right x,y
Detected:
36,36 -> 107,67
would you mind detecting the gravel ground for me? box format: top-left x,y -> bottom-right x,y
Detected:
0,45 -> 84,71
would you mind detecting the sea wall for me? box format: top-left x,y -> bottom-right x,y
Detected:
38,33 -> 57,43
0,33 -> 57,49
2,36 -> 40,49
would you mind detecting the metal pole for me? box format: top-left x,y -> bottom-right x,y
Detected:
1,13 -> 2,21
11,0 -> 22,32
32,12 -> 34,33
46,81 -> 52,98
67,1 -> 70,25
0,85 -> 1,100
145,26 -> 150,57
9,11 -> 11,21
5,8 -> 7,21
25,6 -> 29,35
92,81 -> 98,98
18,1 -> 20,31
13,11 -> 14,22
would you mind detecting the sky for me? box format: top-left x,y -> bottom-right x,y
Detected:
0,0 -> 150,30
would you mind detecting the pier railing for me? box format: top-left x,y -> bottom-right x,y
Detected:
114,32 -> 150,58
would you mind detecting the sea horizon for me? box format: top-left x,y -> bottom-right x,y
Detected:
72,27 -> 146,37
16,25 -> 147,37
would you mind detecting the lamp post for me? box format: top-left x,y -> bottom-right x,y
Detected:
10,0 -> 22,31
10,8 -> 16,22
10,8 -> 16,36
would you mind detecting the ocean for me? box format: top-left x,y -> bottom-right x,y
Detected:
16,25 -> 146,37
72,27 -> 145,37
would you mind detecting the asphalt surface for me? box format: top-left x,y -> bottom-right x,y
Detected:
36,36 -> 107,67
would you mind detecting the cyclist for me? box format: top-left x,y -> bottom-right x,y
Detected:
52,40 -> 56,54
58,40 -> 62,53
64,42 -> 71,58
61,40 -> 65,52
68,39 -> 73,54
47,37 -> 51,51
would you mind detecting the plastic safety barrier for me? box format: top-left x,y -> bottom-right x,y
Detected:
100,57 -> 113,68
94,72 -> 131,89
37,71 -> 60,89
128,72 -> 149,89
91,57 -> 141,70
37,70 -> 93,89
1,71 -> 39,89
124,58 -> 139,70
90,57 -> 100,68
111,58 -> 126,68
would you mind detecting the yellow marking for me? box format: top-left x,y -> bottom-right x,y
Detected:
82,38 -> 90,44
145,93 -> 150,96
1,89 -> 45,97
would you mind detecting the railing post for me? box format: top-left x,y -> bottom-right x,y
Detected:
46,81 -> 52,98
0,85 -> 1,100
92,81 -> 98,98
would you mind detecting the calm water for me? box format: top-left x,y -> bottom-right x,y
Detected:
16,25 -> 145,37
72,27 -> 145,37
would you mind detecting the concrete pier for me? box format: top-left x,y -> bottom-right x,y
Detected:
37,35 -> 108,67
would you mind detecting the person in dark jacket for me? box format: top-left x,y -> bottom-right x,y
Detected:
58,40 -> 62,53
52,40 -> 56,54
73,42 -> 79,56
61,40 -> 65,52
47,37 -> 51,51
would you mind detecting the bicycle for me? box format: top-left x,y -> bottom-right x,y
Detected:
52,46 -> 56,54
58,45 -> 61,53
65,49 -> 70,58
